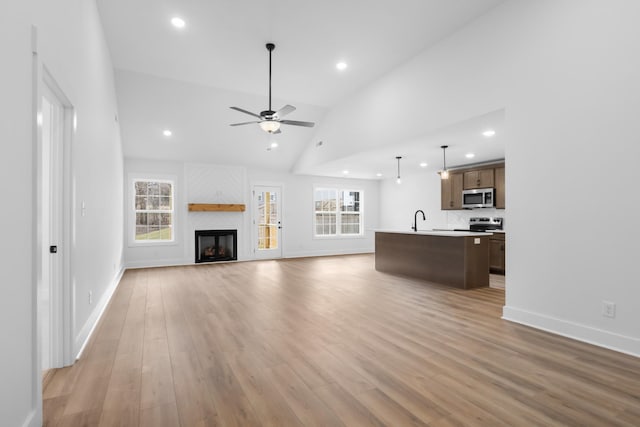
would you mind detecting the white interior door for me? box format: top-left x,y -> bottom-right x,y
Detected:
39,81 -> 66,371
253,185 -> 282,259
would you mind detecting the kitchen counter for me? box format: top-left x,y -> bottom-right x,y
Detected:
375,230 -> 490,289
377,229 -> 491,237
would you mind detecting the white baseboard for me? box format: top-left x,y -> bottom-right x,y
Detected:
283,248 -> 374,259
126,257 -> 188,269
22,409 -> 38,427
74,266 -> 125,359
502,305 -> 640,358
125,250 -> 374,269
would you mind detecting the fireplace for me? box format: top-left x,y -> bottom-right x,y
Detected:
195,230 -> 237,263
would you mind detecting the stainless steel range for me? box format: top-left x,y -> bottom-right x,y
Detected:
453,217 -> 503,232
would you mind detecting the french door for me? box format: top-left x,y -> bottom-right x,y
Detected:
253,185 -> 282,259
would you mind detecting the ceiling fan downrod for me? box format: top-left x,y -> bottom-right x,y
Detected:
266,43 -> 275,114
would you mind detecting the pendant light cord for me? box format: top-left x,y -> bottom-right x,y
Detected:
441,145 -> 448,171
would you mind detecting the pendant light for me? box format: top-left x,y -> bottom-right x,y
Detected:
440,145 -> 449,180
396,156 -> 402,184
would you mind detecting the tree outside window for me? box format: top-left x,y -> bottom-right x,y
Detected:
134,180 -> 174,241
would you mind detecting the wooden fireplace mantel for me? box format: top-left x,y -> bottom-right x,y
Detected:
188,203 -> 246,212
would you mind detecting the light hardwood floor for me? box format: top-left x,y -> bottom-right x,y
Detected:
44,254 -> 640,426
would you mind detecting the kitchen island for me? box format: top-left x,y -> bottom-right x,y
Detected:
375,230 -> 491,289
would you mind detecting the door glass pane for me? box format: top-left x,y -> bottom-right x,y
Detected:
257,191 -> 278,250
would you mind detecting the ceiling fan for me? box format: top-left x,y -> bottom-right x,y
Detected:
230,43 -> 315,134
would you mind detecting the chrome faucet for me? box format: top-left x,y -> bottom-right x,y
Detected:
412,210 -> 426,232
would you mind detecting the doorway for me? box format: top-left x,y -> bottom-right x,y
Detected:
253,185 -> 282,259
38,70 -> 73,372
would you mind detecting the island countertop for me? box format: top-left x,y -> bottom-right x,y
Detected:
375,230 -> 490,289
375,229 -> 491,237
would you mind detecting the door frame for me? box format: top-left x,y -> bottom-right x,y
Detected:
36,62 -> 75,371
251,183 -> 284,259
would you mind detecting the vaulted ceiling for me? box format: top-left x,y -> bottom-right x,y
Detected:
97,0 -> 506,175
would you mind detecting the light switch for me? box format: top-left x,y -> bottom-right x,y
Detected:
474,238 -> 480,244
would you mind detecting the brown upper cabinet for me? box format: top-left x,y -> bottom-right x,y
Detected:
441,172 -> 463,210
440,162 -> 505,210
494,166 -> 505,209
463,169 -> 494,189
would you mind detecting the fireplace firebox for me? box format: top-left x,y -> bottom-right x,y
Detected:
195,230 -> 237,263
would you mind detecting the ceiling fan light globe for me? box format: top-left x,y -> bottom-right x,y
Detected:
260,120 -> 281,133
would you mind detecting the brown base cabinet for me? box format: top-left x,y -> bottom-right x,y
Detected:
489,233 -> 505,274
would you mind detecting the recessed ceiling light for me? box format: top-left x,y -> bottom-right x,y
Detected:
342,170 -> 349,175
171,17 -> 186,29
270,142 -> 278,148
482,129 -> 496,137
465,153 -> 475,159
163,129 -> 172,137
376,173 -> 382,177
336,62 -> 348,71
419,162 -> 428,168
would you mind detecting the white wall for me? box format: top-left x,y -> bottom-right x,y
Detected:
124,158 -> 186,267
124,159 -> 379,267
35,0 -> 125,360
247,169 -> 379,259
378,169 -> 506,232
0,3 -> 38,426
0,1 -> 124,425
379,170 -> 447,231
501,0 -> 640,354
298,0 -> 640,356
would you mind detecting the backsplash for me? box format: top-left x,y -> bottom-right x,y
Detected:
446,208 -> 506,230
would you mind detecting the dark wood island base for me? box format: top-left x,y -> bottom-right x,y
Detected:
375,231 -> 490,289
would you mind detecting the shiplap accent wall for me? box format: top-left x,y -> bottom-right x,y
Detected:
185,163 -> 249,261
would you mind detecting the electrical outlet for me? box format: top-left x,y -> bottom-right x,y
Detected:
88,291 -> 93,305
602,301 -> 616,318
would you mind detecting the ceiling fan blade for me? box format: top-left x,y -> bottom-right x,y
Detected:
230,121 -> 259,126
274,104 -> 296,119
230,106 -> 261,118
280,119 -> 315,128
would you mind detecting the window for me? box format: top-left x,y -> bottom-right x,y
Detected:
314,188 -> 362,237
133,179 -> 174,242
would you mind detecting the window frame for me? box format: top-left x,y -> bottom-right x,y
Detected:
313,186 -> 364,239
128,174 -> 178,247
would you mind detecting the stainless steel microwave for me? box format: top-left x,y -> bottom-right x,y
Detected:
462,188 -> 494,208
